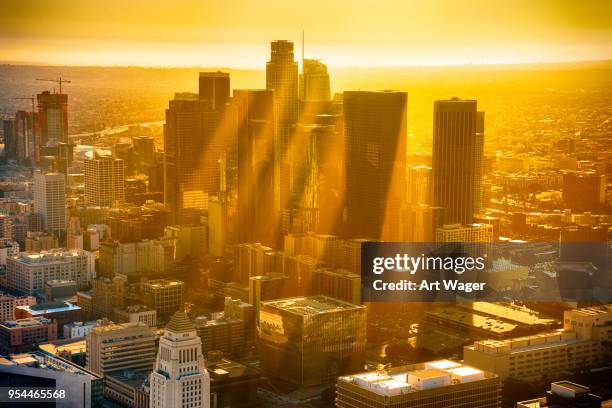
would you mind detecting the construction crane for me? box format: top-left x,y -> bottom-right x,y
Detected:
12,96 -> 36,113
36,77 -> 71,94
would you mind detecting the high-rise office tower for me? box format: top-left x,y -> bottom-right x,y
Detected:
2,119 -> 16,159
233,89 -> 277,245
84,150 -> 125,207
344,91 -> 407,240
113,141 -> 134,176
149,311 -> 210,408
33,171 -> 66,237
132,135 -> 156,173
266,40 -> 299,214
57,142 -> 74,173
433,98 -> 480,225
288,123 -> 336,233
199,71 -> 230,110
406,165 -> 432,206
300,59 -> 331,102
14,110 -> 39,164
474,112 -> 485,213
164,92 -> 224,225
37,91 -> 68,145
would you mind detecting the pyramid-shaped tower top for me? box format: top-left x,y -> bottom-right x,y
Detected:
166,310 -> 195,333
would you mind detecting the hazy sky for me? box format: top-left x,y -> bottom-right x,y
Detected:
1,0 -> 611,67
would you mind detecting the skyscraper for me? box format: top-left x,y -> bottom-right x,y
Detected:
113,141 -> 134,176
432,98 -> 480,225
33,171 -> 66,237
233,89 -> 277,245
300,59 -> 331,102
266,40 -> 299,214
14,110 -> 39,164
37,91 -> 68,145
164,92 -> 224,225
344,91 -> 407,240
132,135 -> 156,173
406,165 -> 432,206
474,111 -> 485,214
84,150 -> 125,207
2,119 -> 16,159
288,123 -> 336,233
199,71 -> 230,111
149,311 -> 210,408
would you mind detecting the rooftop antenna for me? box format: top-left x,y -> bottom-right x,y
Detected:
302,29 -> 305,67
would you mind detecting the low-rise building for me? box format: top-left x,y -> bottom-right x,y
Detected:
0,351 -> 103,408
0,317 -> 58,353
87,321 -> 156,377
77,290 -> 94,319
142,279 -> 184,319
516,381 -> 603,407
115,304 -> 157,327
436,223 -> 494,242
16,301 -> 82,333
259,296 -> 366,387
5,249 -> 94,295
106,369 -> 151,408
195,315 -> 246,357
0,293 -> 16,321
63,321 -> 97,338
44,279 -> 78,301
464,305 -> 612,380
425,302 -> 558,340
207,352 -> 265,408
336,359 -> 501,408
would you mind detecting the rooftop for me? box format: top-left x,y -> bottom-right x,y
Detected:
19,301 -> 81,315
44,279 -> 77,287
208,357 -> 262,383
0,351 -> 101,379
427,306 -> 518,335
427,302 -> 556,334
261,295 -> 365,316
0,317 -> 54,329
107,369 -> 151,389
144,279 -> 184,288
38,339 -> 87,356
468,329 -> 589,355
120,304 -> 154,313
568,304 -> 612,318
13,249 -> 90,265
339,360 -> 494,397
166,311 -> 194,333
90,321 -> 150,334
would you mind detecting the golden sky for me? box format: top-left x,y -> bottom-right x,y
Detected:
1,0 -> 611,67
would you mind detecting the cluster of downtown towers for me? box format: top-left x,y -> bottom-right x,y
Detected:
166,40 -> 485,247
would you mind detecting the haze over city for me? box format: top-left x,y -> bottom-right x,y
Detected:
2,0 -> 612,67
0,1 -> 611,408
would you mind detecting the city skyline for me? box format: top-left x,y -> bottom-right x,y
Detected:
1,0 -> 611,67
0,3 -> 611,407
